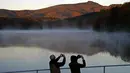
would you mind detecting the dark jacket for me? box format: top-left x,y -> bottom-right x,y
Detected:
50,56 -> 66,73
69,60 -> 86,73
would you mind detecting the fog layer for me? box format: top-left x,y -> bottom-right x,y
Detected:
0,30 -> 130,62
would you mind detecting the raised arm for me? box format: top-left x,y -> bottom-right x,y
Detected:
55,55 -> 61,62
58,54 -> 66,67
78,56 -> 86,68
81,58 -> 86,67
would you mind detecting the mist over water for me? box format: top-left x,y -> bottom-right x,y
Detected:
0,30 -> 130,62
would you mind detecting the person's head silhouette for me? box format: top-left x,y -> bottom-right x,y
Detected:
50,54 -> 56,60
70,55 -> 77,62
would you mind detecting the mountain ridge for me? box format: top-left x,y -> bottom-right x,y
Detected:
0,1 -> 108,19
0,1 -> 129,31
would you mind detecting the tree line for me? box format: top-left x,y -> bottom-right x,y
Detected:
93,2 -> 130,32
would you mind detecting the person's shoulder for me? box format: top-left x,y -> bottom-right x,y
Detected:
49,60 -> 52,63
69,63 -> 71,66
69,62 -> 75,66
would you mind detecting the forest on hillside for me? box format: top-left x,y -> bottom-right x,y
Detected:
0,17 -> 59,29
93,2 -> 130,32
0,2 -> 129,30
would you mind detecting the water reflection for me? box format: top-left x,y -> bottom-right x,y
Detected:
0,30 -> 130,62
0,47 -> 128,72
0,30 -> 130,72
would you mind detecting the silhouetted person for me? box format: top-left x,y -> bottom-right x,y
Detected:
49,54 -> 66,73
69,55 -> 86,73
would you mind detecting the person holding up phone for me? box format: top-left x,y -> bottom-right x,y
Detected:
69,55 -> 86,73
49,54 -> 66,73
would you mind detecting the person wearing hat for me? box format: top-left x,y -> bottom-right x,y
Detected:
49,54 -> 66,73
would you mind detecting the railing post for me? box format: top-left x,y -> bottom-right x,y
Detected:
36,70 -> 38,73
103,66 -> 105,73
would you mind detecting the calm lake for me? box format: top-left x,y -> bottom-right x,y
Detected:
0,30 -> 130,73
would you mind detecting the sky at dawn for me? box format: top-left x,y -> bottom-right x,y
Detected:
0,0 -> 129,10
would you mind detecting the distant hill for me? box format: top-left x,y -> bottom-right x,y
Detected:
0,1 -> 108,19
1,1 -> 129,30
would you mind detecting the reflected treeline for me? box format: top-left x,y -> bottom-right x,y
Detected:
0,30 -> 130,62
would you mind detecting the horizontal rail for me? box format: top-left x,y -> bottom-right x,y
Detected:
84,64 -> 130,68
1,64 -> 130,73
